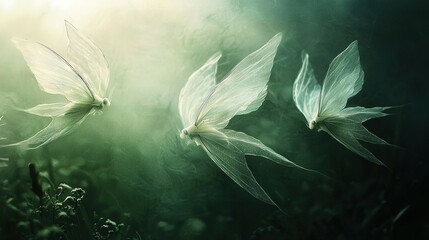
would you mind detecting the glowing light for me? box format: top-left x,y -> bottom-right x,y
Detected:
1,0 -> 14,10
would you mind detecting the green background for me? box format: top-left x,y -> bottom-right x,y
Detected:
0,0 -> 427,239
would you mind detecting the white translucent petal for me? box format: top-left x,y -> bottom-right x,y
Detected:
293,53 -> 321,127
319,41 -> 364,116
196,33 -> 282,129
12,38 -> 93,103
65,21 -> 109,97
178,52 -> 221,127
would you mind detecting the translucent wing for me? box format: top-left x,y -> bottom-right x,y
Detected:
19,102 -> 75,117
195,128 -> 314,206
319,41 -> 364,116
321,109 -> 390,165
293,53 -> 321,126
178,52 -> 221,127
65,21 -> 109,97
196,33 -> 282,129
197,130 -> 276,205
337,106 -> 390,122
12,38 -> 94,103
220,129 -> 309,170
2,104 -> 92,150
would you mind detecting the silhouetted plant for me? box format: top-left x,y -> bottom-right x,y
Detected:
0,162 -> 134,240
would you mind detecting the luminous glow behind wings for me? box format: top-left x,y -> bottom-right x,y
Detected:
179,33 -> 312,206
293,41 -> 391,165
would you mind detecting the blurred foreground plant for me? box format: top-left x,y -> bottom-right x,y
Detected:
0,162 -> 134,240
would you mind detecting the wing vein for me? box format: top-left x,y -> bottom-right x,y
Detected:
42,43 -> 95,101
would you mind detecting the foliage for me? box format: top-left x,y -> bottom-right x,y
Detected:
0,159 -> 136,240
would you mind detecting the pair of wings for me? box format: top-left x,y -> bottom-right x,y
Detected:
5,21 -> 110,149
13,20 -> 109,106
293,41 -> 364,123
293,41 -> 390,165
178,33 -> 313,205
178,33 -> 283,130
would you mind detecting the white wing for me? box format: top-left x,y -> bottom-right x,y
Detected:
337,106 -> 390,122
12,38 -> 94,103
2,104 -> 92,150
319,41 -> 364,116
293,53 -> 321,126
220,129 -> 309,170
178,52 -> 221,127
20,102 -> 76,117
321,107 -> 390,165
195,33 -> 282,129
196,128 -> 315,206
196,129 -> 277,205
65,21 -> 109,97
